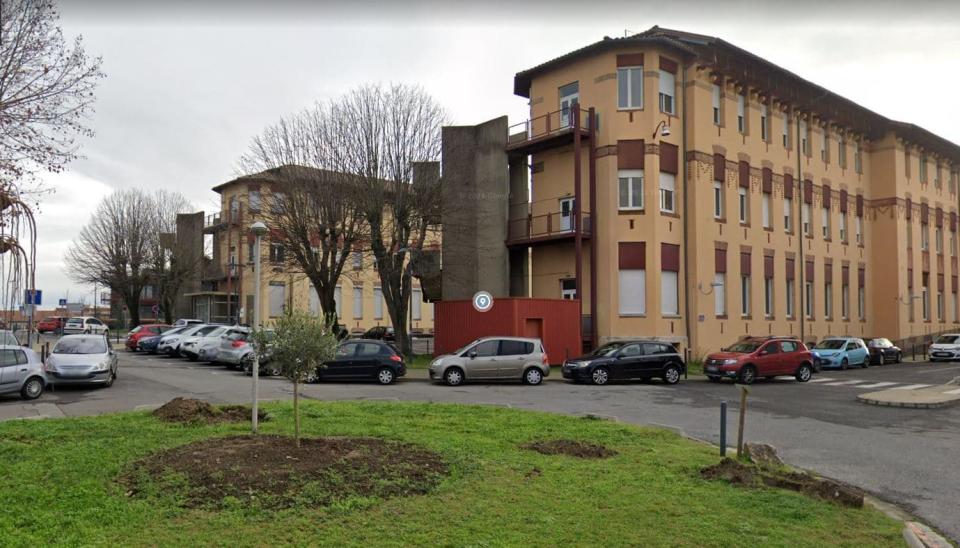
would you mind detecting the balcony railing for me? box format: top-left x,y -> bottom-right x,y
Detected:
204,213 -> 222,228
506,106 -> 593,154
507,205 -> 592,245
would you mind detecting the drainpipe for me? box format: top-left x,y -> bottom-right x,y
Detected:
681,63 -> 692,355
797,110 -> 805,342
588,107 -> 598,350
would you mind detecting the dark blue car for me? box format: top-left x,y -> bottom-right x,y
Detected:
137,335 -> 162,354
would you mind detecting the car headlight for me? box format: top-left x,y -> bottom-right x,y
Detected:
579,361 -> 592,368
430,359 -> 441,368
722,359 -> 738,365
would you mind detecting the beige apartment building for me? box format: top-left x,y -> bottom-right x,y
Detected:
506,25 -> 960,357
192,169 -> 435,334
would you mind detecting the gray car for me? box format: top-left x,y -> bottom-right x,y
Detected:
0,345 -> 46,400
44,335 -> 118,387
157,324 -> 208,356
428,336 -> 550,386
196,326 -> 248,362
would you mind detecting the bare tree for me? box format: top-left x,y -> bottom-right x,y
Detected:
238,109 -> 367,328
148,190 -> 197,324
64,189 -> 167,328
0,0 -> 104,192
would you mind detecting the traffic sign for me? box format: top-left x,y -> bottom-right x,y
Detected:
152,304 -> 159,315
24,289 -> 41,305
472,291 -> 494,312
59,298 -> 67,307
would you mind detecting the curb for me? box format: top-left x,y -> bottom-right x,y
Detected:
902,521 -> 955,548
856,395 -> 960,409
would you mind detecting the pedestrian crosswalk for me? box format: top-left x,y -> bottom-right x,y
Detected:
808,377 -> 932,391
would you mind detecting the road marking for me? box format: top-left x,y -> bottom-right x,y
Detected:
917,366 -> 960,373
890,384 -> 932,390
809,377 -> 836,383
855,382 -> 899,390
943,388 -> 960,395
822,380 -> 866,386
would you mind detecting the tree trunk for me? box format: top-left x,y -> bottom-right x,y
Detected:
123,293 -> 141,329
293,379 -> 301,447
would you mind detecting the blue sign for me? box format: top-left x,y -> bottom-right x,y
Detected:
24,289 -> 42,305
59,298 -> 67,306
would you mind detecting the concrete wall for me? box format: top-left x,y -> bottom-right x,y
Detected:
175,212 -> 204,319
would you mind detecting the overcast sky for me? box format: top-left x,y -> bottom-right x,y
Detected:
27,0 -> 960,309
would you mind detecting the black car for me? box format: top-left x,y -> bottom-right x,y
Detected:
318,339 -> 406,384
863,337 -> 902,365
562,340 -> 685,385
362,325 -> 395,342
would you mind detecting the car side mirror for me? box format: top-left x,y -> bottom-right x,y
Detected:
468,350 -> 477,359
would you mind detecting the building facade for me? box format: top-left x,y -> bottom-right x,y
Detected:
506,26 -> 960,357
197,169 -> 435,334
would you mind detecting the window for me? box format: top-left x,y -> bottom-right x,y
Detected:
786,279 -> 795,318
760,103 -> 768,141
738,187 -> 748,224
821,207 -> 830,239
842,283 -> 850,319
839,212 -> 847,242
838,137 -> 846,168
954,291 -> 959,322
270,192 -> 286,214
951,230 -> 956,256
935,162 -> 942,188
858,285 -> 866,320
373,287 -> 383,320
712,84 -> 721,125
412,288 -> 423,320
764,277 -> 774,317
741,275 -> 751,316
800,120 -> 809,155
470,340 -> 499,358
248,190 -> 261,211
821,130 -> 829,162
352,251 -> 362,270
268,283 -> 286,317
920,154 -> 928,182
938,291 -> 944,321
269,243 -> 285,264
561,278 -> 577,300
500,340 -> 534,356
617,66 -> 643,109
952,169 -> 959,193
782,111 -> 790,148
737,94 -> 745,133
661,271 -> 679,316
714,272 -> 726,316
855,141 -> 863,174
761,192 -> 771,228
907,222 -> 913,248
922,278 -> 930,320
713,181 -> 723,219
353,286 -> 363,319
784,197 -> 793,232
618,170 -> 644,210
659,70 -> 675,114
659,173 -> 675,213
618,270 -> 645,315
936,227 -> 943,254
856,215 -> 863,244
824,281 -> 833,318
335,286 -> 342,317
805,281 -> 814,318
921,224 -> 929,251
558,82 -> 579,127
802,203 -> 812,236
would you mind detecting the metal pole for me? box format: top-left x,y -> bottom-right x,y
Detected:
252,233 -> 262,433
736,386 -> 749,458
720,400 -> 728,457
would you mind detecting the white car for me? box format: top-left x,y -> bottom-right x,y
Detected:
173,318 -> 203,327
178,324 -> 226,360
196,326 -> 249,362
62,316 -> 109,335
157,324 -> 209,356
928,334 -> 960,361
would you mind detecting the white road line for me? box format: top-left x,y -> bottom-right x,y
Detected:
822,380 -> 866,386
917,366 -> 960,373
855,382 -> 899,390
890,384 -> 932,390
943,388 -> 960,395
809,377 -> 836,383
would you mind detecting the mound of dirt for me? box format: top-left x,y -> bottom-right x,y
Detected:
701,458 -> 863,508
121,435 -> 448,509
152,397 -> 268,424
522,439 -> 617,459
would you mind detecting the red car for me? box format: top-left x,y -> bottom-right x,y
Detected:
126,324 -> 172,351
37,316 -> 68,333
704,337 -> 815,384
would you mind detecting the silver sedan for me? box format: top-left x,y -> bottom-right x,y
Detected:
43,335 -> 118,387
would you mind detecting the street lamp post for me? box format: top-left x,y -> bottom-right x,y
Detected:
250,221 -> 268,433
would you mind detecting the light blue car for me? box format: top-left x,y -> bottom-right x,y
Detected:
811,337 -> 869,370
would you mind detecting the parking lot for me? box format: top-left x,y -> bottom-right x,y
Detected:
2,347 -> 959,539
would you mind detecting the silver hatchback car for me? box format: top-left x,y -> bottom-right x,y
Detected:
0,345 -> 46,400
429,337 -> 550,386
44,335 -> 118,387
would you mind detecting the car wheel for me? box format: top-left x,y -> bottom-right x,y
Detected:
20,377 -> 44,400
83,329 -> 90,334
663,364 -> 682,385
795,363 -> 813,383
104,371 -> 115,388
444,367 -> 464,386
878,353 -> 885,366
707,376 -> 721,383
523,367 -> 543,386
840,359 -> 849,371
305,370 -> 319,383
896,352 -> 902,364
861,358 -> 869,369
269,366 -> 282,376
738,365 -> 757,385
377,367 -> 396,385
591,366 -> 610,386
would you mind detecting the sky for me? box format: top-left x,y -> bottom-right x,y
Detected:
23,0 -> 960,309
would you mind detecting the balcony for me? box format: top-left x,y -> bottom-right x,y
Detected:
203,210 -> 242,233
507,203 -> 592,247
506,106 -> 593,156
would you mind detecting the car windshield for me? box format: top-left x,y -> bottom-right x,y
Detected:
453,339 -> 482,356
814,339 -> 846,350
934,335 -> 960,344
726,341 -> 762,353
66,318 -> 83,325
590,342 -> 624,357
163,327 -> 187,337
866,339 -> 887,348
130,326 -> 143,334
53,337 -> 107,354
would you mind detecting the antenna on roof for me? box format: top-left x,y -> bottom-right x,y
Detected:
624,29 -> 636,37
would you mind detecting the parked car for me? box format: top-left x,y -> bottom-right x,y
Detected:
173,318 -> 203,327
37,316 -> 68,334
136,334 -> 164,354
43,335 -> 118,387
62,316 -> 108,335
178,325 -> 227,360
429,337 -> 549,386
362,325 -> 395,342
810,337 -> 869,370
562,340 -> 685,385
157,324 -> 209,356
318,339 -> 406,385
704,337 -> 815,384
196,326 -> 249,362
863,337 -> 902,365
0,345 -> 46,400
125,324 -> 172,351
929,334 -> 960,362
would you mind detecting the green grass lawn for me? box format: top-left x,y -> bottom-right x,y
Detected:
0,401 -> 901,547
408,354 -> 433,369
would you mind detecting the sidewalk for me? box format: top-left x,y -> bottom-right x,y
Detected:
858,382 -> 960,409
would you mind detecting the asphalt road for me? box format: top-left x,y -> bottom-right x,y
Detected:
2,350 -> 959,540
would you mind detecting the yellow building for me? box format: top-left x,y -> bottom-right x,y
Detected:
194,169 -> 435,334
508,26 -> 960,357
